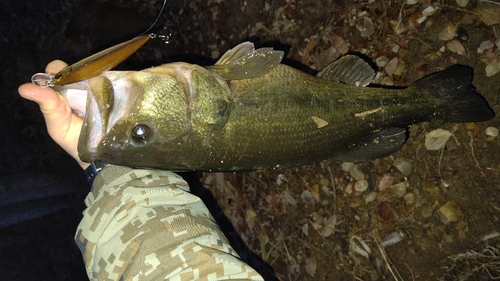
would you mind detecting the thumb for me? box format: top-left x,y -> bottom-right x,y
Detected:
18,83 -> 74,133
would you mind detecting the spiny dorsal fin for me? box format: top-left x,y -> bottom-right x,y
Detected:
317,55 -> 375,87
207,42 -> 284,80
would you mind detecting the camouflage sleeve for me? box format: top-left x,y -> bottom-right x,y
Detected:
75,165 -> 263,281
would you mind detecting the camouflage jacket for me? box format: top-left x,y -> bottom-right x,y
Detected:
75,165 -> 263,281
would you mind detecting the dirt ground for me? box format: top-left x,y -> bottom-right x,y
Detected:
3,0 -> 500,280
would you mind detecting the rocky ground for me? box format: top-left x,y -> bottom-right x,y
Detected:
2,0 -> 500,280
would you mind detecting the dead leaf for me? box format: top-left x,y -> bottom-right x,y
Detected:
305,257 -> 317,277
321,214 -> 337,237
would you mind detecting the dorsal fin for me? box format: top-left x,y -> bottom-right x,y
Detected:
317,55 -> 375,86
206,42 -> 284,80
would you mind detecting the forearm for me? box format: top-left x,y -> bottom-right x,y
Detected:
75,165 -> 262,281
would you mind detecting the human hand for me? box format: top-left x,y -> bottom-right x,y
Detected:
18,60 -> 90,170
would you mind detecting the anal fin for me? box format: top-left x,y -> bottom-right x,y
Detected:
334,128 -> 407,162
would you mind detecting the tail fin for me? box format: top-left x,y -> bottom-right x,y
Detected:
410,65 -> 494,122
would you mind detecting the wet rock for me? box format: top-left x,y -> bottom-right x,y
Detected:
438,201 -> 460,224
378,174 -> 395,192
364,191 -> 377,203
425,129 -> 452,150
456,27 -> 469,41
380,231 -> 405,248
342,163 -> 365,180
438,23 -> 456,41
391,181 -> 408,198
485,127 -> 499,137
321,185 -> 331,197
420,205 -> 433,218
446,39 -> 466,56
385,57 -> 399,78
375,55 -> 390,68
393,59 -> 407,79
456,0 -> 469,7
378,201 -> 395,220
354,180 -> 369,193
404,192 -> 415,204
301,190 -> 315,204
477,40 -> 494,54
305,257 -> 317,277
485,59 -> 500,77
394,158 -> 413,176
357,16 -> 374,37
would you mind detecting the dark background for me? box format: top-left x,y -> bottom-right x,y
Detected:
1,1 -> 276,280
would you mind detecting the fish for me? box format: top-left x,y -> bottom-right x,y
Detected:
53,41 -> 494,171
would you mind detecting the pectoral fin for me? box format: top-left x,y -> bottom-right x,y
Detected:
334,127 -> 407,162
317,55 -> 375,86
207,42 -> 284,80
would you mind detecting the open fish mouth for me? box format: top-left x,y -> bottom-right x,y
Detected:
56,72 -> 139,161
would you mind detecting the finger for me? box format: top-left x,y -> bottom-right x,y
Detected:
46,60 -> 69,74
18,82 -> 73,134
18,83 -> 88,169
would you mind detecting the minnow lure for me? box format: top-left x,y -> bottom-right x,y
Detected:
31,34 -> 151,88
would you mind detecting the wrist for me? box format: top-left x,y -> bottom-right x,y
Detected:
84,160 -> 107,185
79,161 -> 90,170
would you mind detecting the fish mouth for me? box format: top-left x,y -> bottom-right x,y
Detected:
56,72 -> 136,163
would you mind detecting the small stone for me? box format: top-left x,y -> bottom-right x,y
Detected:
310,184 -> 320,202
422,6 -> 436,17
321,185 -> 331,197
393,59 -> 407,79
404,192 -> 415,204
394,158 -> 413,176
349,165 -> 365,181
354,180 -> 369,193
341,162 -> 354,172
385,57 -> 399,78
365,191 -> 377,203
485,127 -> 499,137
391,181 -> 408,198
477,40 -> 494,54
485,59 -> 500,77
378,201 -> 395,220
446,39 -> 466,56
420,205 -> 433,218
438,23 -> 456,41
344,182 -> 354,195
456,0 -> 469,7
378,174 -> 395,192
425,129 -> 452,150
375,55 -> 390,68
438,201 -> 459,224
456,27 -> 469,41
357,17 -> 374,37
380,231 -> 405,248
407,0 -> 418,4
301,190 -> 315,204
391,44 -> 400,53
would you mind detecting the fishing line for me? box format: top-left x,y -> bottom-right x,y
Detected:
140,0 -> 171,43
31,0 -> 170,88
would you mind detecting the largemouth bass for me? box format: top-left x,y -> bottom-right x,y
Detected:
56,42 -> 494,171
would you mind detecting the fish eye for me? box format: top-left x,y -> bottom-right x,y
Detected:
131,124 -> 151,142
